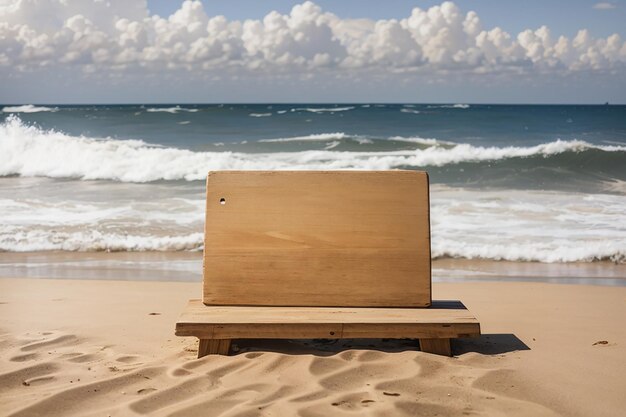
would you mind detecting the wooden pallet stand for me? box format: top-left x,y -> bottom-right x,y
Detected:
176,171 -> 481,357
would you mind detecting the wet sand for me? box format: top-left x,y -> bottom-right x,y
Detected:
1,251 -> 624,285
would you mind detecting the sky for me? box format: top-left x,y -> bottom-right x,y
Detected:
1,0 -> 625,104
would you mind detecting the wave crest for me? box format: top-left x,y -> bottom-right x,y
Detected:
3,105 -> 58,113
291,106 -> 355,113
0,230 -> 203,252
145,106 -> 198,113
400,108 -> 421,114
258,132 -> 348,143
1,116 -> 625,183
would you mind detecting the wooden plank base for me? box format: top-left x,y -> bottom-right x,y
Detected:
177,300 -> 480,357
419,338 -> 452,356
198,339 -> 231,358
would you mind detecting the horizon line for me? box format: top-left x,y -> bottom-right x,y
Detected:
1,102 -> 624,106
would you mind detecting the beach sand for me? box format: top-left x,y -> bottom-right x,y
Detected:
1,275 -> 625,417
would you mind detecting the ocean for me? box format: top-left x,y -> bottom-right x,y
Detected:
1,103 -> 625,264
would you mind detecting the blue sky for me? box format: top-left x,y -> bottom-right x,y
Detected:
1,0 -> 625,103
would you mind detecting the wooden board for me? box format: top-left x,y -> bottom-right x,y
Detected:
203,171 -> 431,307
175,300 -> 480,340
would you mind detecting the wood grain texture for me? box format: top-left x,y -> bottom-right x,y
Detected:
198,339 -> 231,357
203,170 -> 431,307
419,338 -> 452,356
175,300 -> 480,340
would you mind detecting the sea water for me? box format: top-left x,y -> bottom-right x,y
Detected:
1,103 -> 625,263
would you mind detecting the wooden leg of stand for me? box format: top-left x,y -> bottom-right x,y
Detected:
198,339 -> 231,358
419,338 -> 452,356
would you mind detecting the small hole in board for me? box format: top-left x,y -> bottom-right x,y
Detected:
219,198 -> 226,205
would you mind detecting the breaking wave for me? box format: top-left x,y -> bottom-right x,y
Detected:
2,116 -> 626,183
428,104 -> 470,109
400,108 -> 421,114
291,106 -> 355,113
388,136 -> 454,146
146,106 -> 198,113
258,132 -> 348,143
1,185 -> 624,262
3,105 -> 58,113
0,230 -> 203,252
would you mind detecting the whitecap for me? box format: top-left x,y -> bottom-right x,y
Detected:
427,104 -> 470,109
146,106 -> 198,113
291,106 -> 355,113
3,104 -> 58,113
2,116 -> 625,183
389,136 -> 455,146
258,132 -> 347,143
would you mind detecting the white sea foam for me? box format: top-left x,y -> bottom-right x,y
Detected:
2,116 -> 626,183
353,137 -> 373,144
249,113 -> 272,117
0,194 -> 205,252
430,186 -> 626,263
276,110 -> 288,114
1,183 -> 624,261
0,230 -> 204,252
400,108 -> 421,114
291,106 -> 355,113
146,106 -> 198,113
2,105 -> 58,113
388,136 -> 451,146
428,104 -> 470,109
323,141 -> 341,150
258,132 -> 348,143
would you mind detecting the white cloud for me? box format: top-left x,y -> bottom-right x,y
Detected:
0,0 -> 624,81
593,2 -> 617,10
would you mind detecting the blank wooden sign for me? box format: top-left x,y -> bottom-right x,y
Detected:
203,171 -> 431,307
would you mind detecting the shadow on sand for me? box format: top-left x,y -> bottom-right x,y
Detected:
453,333 -> 530,355
232,333 -> 529,357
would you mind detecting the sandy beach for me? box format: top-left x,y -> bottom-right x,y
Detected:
1,273 -> 625,417
2,0 -> 625,416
